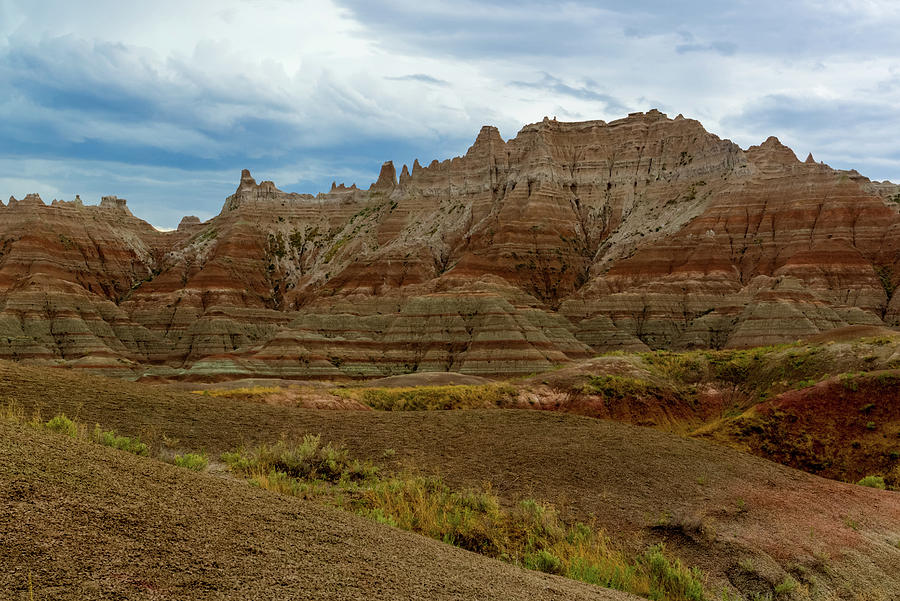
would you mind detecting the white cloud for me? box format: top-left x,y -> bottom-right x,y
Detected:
1,0 -> 899,229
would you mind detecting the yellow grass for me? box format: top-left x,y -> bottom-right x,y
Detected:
331,383 -> 518,411
225,437 -> 706,601
190,386 -> 282,397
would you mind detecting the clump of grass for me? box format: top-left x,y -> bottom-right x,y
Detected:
333,383 -> 518,411
45,414 -> 78,437
223,435 -> 707,601
525,549 -> 564,575
640,351 -> 707,385
93,425 -> 149,456
582,375 -> 665,398
857,475 -> 886,490
0,399 -> 27,422
222,434 -> 377,482
642,544 -> 705,601
174,452 -> 208,471
774,575 -> 798,595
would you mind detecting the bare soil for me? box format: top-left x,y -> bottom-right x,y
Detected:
3,361 -> 899,598
0,421 -> 635,601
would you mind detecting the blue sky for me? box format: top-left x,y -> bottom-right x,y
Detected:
2,0 -> 899,228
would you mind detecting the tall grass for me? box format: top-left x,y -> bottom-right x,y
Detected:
331,383 -> 518,411
223,436 -> 707,601
223,434 -> 377,482
640,345 -> 832,404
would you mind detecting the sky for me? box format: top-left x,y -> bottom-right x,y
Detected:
2,0 -> 899,229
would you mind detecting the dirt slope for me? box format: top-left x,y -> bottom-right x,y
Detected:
4,361 -> 899,599
0,420 -> 635,601
700,371 -> 900,485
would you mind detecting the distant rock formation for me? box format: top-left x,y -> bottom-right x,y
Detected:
0,110 -> 898,379
178,216 -> 203,231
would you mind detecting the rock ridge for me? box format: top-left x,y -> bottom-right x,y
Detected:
0,110 -> 898,379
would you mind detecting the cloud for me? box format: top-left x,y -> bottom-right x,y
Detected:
385,74 -> 450,86
725,93 -> 900,181
510,73 -> 627,113
676,41 -> 737,56
2,0 -> 900,228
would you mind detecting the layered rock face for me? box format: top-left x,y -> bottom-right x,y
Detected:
1,110 -> 898,379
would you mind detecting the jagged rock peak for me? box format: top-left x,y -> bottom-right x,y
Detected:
746,136 -> 800,166
805,153 -> 816,164
20,194 -> 45,207
371,161 -> 397,190
466,125 -> 506,157
399,164 -> 411,185
178,216 -> 202,230
99,195 -> 128,210
238,169 -> 257,192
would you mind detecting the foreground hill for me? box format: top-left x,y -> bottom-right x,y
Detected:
0,420 -> 636,601
4,362 -> 898,599
1,111 -> 898,379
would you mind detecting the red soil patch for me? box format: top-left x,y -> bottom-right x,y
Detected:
704,371 -> 900,485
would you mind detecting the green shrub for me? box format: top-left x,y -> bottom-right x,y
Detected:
857,475 -> 886,489
774,575 -> 798,595
45,414 -> 78,437
174,452 -> 208,471
642,544 -> 706,601
94,426 -> 149,456
525,549 -> 564,575
334,384 -> 518,411
223,434 -> 376,482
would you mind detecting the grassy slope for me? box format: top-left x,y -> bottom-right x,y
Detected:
3,361 -> 900,599
698,370 -> 900,485
518,336 -> 900,485
0,420 -> 635,601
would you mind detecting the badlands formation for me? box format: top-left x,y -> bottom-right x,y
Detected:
1,110 -> 899,380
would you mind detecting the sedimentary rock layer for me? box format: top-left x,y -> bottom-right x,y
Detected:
1,110 -> 898,378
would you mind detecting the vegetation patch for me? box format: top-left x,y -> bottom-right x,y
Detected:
45,414 -> 78,437
191,386 -> 282,398
857,475 -> 886,490
174,452 -> 208,471
332,383 -> 518,411
641,344 -> 833,406
223,434 -> 377,483
94,426 -> 149,456
222,435 -> 708,601
3,403 -> 158,460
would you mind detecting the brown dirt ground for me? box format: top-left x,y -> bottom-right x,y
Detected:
3,361 -> 900,599
0,420 -> 636,601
